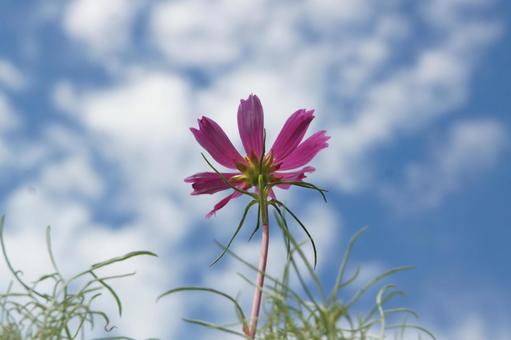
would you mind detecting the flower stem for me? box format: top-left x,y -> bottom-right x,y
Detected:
247,196 -> 269,339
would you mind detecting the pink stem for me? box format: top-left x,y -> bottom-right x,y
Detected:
247,219 -> 269,339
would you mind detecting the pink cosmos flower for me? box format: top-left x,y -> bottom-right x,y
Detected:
185,94 -> 329,217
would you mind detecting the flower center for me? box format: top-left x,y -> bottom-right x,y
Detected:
235,153 -> 275,187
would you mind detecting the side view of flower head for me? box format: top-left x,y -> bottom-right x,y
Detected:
183,94 -> 330,339
185,94 -> 330,217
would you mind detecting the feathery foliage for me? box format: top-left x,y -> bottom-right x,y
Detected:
0,216 -> 156,339
159,212 -> 435,339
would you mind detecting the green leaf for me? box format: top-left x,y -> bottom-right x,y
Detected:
91,250 -> 158,270
376,284 -> 396,338
216,242 -> 315,315
345,266 -> 414,310
276,210 -> 291,260
210,200 -> 257,266
272,200 -> 318,270
90,271 -> 123,317
272,204 -> 326,305
0,216 -> 48,301
183,318 -> 246,338
364,288 -> 407,325
92,337 -> 136,340
271,180 -> 328,202
386,324 -> 436,340
45,225 -> 62,280
157,287 -> 247,328
331,226 -> 368,301
247,203 -> 261,242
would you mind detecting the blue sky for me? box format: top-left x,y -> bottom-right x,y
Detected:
0,0 -> 510,339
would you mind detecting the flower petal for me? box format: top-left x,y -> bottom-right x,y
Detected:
238,94 -> 264,159
206,189 -> 243,218
185,172 -> 239,195
271,109 -> 315,162
191,116 -> 245,169
278,131 -> 330,170
274,166 -> 315,189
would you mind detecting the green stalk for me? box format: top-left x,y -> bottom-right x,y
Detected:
247,176 -> 270,339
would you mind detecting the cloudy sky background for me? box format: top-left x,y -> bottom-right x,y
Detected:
0,0 -> 510,339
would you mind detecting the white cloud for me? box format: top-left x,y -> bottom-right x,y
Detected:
423,0 -> 495,28
55,71 -> 206,226
150,0 -> 269,68
0,60 -> 25,90
0,93 -> 20,163
304,0 -> 372,30
39,154 -> 104,200
78,72 -> 191,147
52,80 -> 79,113
318,17 -> 500,191
62,0 -> 141,63
428,314 -> 511,340
444,316 -> 487,340
382,119 -> 507,211
0,93 -> 19,132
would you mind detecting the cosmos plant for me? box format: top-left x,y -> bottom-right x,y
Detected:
159,94 -> 434,340
183,94 -> 329,338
